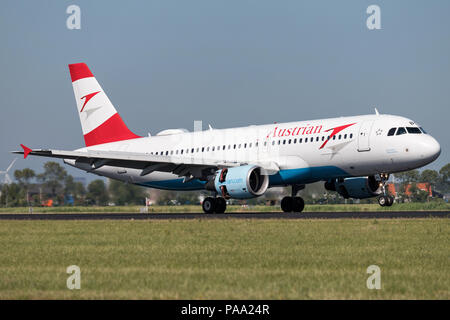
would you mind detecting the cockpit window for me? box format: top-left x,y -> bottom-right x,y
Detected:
387,128 -> 396,136
396,127 -> 407,135
406,127 -> 422,134
420,127 -> 427,134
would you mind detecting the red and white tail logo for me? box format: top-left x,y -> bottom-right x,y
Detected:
69,63 -> 140,147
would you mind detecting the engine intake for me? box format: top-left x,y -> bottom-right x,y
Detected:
210,165 -> 269,199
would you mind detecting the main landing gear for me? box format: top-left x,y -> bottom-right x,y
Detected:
281,184 -> 305,213
202,197 -> 227,214
377,173 -> 394,207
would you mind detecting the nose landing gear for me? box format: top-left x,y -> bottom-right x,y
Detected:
377,173 -> 394,207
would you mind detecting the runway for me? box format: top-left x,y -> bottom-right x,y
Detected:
0,211 -> 448,220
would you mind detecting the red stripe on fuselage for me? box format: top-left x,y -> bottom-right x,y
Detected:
69,63 -> 94,82
83,113 -> 141,147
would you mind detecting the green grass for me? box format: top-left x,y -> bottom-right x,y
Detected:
0,202 -> 449,213
0,218 -> 448,299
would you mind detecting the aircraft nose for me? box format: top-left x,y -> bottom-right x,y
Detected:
418,136 -> 441,163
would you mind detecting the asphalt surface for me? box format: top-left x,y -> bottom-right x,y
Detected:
0,211 -> 448,220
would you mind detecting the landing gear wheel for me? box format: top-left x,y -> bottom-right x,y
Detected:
386,195 -> 394,207
292,197 -> 305,213
202,197 -> 216,214
215,197 -> 227,213
281,196 -> 294,213
378,196 -> 387,207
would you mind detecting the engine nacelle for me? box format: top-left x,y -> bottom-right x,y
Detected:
213,165 -> 269,199
326,176 -> 382,199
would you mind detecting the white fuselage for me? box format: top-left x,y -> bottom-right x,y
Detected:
65,113 -> 441,190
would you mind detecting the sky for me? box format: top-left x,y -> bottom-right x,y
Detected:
0,0 -> 449,182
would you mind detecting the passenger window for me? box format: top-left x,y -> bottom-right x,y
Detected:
344,134 -> 347,139
396,127 -> 407,135
299,138 -> 302,143
350,133 -> 353,139
407,127 -> 422,134
294,139 -> 297,143
387,128 -> 396,136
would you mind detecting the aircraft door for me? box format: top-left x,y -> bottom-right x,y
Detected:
357,120 -> 374,152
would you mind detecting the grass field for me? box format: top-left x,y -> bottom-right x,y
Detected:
0,218 -> 448,299
0,202 -> 449,213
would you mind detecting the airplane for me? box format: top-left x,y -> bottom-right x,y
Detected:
13,63 -> 441,213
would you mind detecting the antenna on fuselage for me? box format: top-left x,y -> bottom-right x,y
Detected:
374,108 -> 380,116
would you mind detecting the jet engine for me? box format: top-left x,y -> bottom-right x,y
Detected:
325,176 -> 382,199
208,165 -> 269,199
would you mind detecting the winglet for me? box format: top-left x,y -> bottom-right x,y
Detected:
20,144 -> 32,159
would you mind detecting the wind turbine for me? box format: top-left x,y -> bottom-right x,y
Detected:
0,159 -> 17,184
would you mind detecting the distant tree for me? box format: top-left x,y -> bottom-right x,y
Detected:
420,169 -> 439,185
108,179 -> 147,205
86,180 -> 109,205
440,163 -> 450,181
14,168 -> 36,205
37,162 -> 68,196
395,170 -> 420,183
64,175 -> 86,205
439,163 -> 450,193
0,183 -> 25,207
14,168 -> 35,186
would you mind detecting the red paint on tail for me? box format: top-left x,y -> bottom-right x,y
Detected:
69,63 -> 94,82
83,113 -> 141,146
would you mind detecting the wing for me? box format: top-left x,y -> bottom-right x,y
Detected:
12,145 -> 280,181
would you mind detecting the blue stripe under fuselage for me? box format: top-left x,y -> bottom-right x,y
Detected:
137,165 -> 350,190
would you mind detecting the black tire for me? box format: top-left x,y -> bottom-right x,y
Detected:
378,196 -> 387,207
202,197 -> 216,214
292,197 -> 305,213
215,197 -> 227,213
386,196 -> 394,207
281,196 -> 294,212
